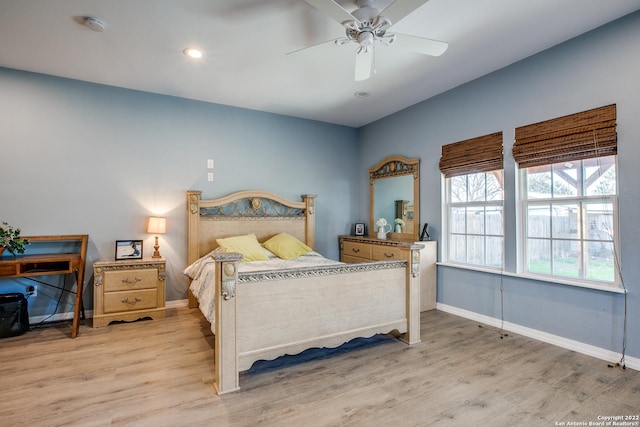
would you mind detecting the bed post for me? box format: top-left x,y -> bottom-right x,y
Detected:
214,252 -> 243,395
301,194 -> 317,250
187,191 -> 202,308
402,244 -> 423,345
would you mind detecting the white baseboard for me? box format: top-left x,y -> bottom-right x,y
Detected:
437,303 -> 639,371
29,309 -> 93,325
28,299 -> 190,325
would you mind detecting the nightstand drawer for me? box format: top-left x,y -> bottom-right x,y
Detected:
371,245 -> 403,261
103,268 -> 158,292
103,289 -> 158,313
342,241 -> 372,260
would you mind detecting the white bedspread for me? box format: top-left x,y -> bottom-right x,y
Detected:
184,251 -> 343,324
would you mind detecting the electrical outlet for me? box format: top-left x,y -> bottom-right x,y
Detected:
207,172 -> 214,182
207,159 -> 214,169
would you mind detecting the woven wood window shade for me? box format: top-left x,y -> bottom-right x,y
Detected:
439,132 -> 503,178
513,104 -> 617,168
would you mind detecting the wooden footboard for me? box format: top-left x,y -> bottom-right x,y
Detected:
186,190 -> 422,394
212,253 -> 422,395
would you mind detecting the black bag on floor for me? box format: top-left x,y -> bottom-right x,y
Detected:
0,293 -> 30,338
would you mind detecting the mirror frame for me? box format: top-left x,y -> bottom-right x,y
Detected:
369,155 -> 420,241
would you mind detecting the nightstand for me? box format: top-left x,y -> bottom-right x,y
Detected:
92,258 -> 166,327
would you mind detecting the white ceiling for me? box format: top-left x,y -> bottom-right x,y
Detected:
1,0 -> 639,127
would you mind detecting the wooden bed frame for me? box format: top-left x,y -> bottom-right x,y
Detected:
186,190 -> 423,394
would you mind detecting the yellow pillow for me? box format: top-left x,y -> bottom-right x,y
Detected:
216,233 -> 269,262
262,233 -> 312,260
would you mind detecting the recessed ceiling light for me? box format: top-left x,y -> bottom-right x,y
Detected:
183,48 -> 204,59
354,91 -> 370,99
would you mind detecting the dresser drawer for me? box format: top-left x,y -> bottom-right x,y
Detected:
341,254 -> 371,264
103,289 -> 158,313
103,268 -> 158,292
342,241 -> 372,260
371,245 -> 404,261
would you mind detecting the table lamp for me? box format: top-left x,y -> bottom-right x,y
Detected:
146,216 -> 166,258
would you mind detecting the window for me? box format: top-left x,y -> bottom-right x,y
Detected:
521,156 -> 617,283
447,171 -> 504,267
513,104 -> 619,286
440,132 -> 504,268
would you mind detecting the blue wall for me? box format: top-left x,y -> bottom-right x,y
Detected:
0,69 -> 358,315
358,11 -> 640,360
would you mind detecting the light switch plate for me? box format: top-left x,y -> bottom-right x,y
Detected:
207,159 -> 214,169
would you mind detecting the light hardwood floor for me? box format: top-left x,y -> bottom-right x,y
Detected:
1,307 -> 638,427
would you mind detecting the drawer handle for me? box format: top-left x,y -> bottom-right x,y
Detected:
121,297 -> 142,304
351,248 -> 360,253
383,253 -> 395,258
121,277 -> 142,285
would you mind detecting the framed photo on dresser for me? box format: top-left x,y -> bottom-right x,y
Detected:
354,222 -> 366,236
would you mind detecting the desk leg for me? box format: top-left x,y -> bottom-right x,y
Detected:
71,268 -> 85,338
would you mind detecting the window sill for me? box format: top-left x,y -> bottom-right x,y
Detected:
436,262 -> 626,294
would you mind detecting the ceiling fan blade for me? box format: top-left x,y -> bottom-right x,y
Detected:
392,33 -> 448,56
378,0 -> 431,26
285,38 -> 343,56
303,0 -> 359,26
354,49 -> 374,81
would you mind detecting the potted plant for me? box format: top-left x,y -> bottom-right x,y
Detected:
0,222 -> 29,256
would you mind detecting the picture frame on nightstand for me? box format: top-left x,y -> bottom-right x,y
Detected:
115,240 -> 143,260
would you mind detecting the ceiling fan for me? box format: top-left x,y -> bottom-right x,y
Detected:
292,0 -> 448,81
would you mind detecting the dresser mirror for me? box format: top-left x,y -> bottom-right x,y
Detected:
369,156 -> 420,241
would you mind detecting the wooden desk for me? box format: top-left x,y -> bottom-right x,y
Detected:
0,235 -> 88,338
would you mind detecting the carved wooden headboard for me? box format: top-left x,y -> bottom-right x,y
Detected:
186,190 -> 317,260
186,190 -> 317,305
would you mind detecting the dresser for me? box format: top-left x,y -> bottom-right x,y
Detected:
339,236 -> 437,311
92,258 -> 166,327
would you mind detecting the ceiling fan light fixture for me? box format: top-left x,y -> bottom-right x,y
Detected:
357,31 -> 374,48
183,48 -> 204,59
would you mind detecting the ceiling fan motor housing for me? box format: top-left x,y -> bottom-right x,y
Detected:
346,4 -> 392,51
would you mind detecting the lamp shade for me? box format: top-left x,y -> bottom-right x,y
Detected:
147,216 -> 167,234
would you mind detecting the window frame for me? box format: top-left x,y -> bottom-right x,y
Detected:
517,156 -> 621,288
444,170 -> 505,269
